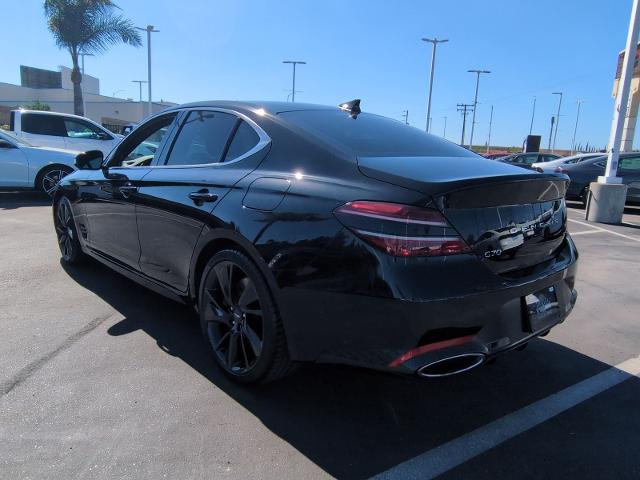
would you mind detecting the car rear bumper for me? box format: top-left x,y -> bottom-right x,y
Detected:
277,233 -> 578,376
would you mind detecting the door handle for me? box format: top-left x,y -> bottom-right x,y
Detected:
188,190 -> 218,204
118,184 -> 138,193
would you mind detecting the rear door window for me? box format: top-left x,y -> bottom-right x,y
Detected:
21,113 -> 66,136
165,110 -> 237,166
619,156 -> 640,173
223,120 -> 260,161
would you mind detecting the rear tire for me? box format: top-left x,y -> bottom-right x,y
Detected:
37,165 -> 73,197
54,196 -> 85,264
198,249 -> 295,384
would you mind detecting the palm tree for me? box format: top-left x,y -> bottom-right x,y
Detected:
44,0 -> 141,116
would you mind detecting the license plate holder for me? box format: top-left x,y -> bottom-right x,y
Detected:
523,285 -> 560,333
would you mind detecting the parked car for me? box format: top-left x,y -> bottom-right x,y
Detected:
560,153 -> 640,205
0,129 -> 79,195
9,109 -> 123,156
481,153 -> 509,160
53,100 -> 578,384
498,152 -> 561,169
532,152 -> 605,173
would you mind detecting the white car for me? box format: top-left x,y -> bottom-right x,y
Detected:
0,129 -> 80,196
531,152 -> 604,173
9,109 -> 123,156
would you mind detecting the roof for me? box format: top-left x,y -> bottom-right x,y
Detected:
172,100 -> 340,115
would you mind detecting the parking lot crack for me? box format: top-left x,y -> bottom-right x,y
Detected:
0,314 -> 115,397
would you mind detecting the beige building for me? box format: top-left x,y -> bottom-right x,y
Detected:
0,65 -> 176,132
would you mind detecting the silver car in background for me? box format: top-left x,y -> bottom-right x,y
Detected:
532,152 -> 604,173
0,129 -> 80,196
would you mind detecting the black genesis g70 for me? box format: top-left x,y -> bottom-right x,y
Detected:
53,100 -> 578,383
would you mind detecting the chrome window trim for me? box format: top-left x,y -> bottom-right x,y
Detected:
123,107 -> 270,170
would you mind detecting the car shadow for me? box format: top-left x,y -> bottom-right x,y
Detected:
61,259 -> 640,480
0,191 -> 51,210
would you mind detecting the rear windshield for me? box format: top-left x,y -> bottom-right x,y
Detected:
279,110 -> 475,157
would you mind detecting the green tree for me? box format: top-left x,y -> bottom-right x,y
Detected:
44,0 -> 141,116
23,101 -> 51,111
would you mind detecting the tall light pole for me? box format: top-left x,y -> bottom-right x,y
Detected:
486,105 -> 494,153
551,91 -> 563,152
132,80 -> 148,102
467,69 -> 491,150
529,96 -> 536,135
136,25 -> 159,116
283,60 -> 306,103
422,38 -> 448,132
571,100 -> 585,154
443,116 -> 447,138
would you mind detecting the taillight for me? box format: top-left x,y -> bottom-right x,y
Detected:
334,201 -> 471,257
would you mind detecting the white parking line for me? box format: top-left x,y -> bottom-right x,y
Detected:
372,355 -> 640,480
568,229 -> 600,236
567,219 -> 640,243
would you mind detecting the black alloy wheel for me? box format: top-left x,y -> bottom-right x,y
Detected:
199,250 -> 294,383
55,197 -> 84,264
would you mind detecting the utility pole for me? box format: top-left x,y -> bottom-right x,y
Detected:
402,110 -> 409,125
422,38 -> 449,132
136,25 -> 159,117
78,52 -> 93,116
132,80 -> 148,103
548,116 -> 555,151
529,97 -> 536,135
283,60 -> 306,103
552,91 -> 563,152
486,105 -> 494,154
571,100 -> 585,154
467,69 -> 491,150
457,103 -> 474,147
443,116 -> 447,138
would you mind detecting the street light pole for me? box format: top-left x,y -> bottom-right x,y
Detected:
443,116 -> 447,138
551,92 -> 563,152
486,105 -> 494,154
467,69 -> 491,150
529,96 -> 536,135
283,60 -> 306,103
132,80 -> 148,102
136,25 -> 159,116
422,38 -> 448,132
571,100 -> 584,154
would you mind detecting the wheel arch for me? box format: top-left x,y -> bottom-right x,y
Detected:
189,229 -> 279,309
34,163 -> 74,190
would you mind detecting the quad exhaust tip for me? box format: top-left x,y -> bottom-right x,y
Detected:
417,353 -> 485,378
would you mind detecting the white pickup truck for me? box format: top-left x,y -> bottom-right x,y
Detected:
9,109 -> 122,156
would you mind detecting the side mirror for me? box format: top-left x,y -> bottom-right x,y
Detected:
75,150 -> 104,170
0,139 -> 16,149
97,131 -> 111,140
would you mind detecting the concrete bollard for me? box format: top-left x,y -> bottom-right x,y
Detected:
585,182 -> 628,224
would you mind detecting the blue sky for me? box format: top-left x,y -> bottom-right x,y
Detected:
2,0 -> 633,149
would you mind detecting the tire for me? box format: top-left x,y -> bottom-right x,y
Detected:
54,196 -> 85,264
37,165 -> 73,197
198,249 -> 295,384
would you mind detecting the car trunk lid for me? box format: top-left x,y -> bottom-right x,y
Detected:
358,155 -> 568,275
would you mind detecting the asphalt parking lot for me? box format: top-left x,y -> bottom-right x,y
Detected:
1,192 -> 639,480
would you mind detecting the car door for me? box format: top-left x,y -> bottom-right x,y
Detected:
0,136 -> 29,187
62,117 -> 117,155
618,155 -> 640,201
136,109 -> 269,291
80,112 -> 179,270
19,113 -> 68,148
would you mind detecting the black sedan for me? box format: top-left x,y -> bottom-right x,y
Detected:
560,153 -> 640,205
53,100 -> 578,383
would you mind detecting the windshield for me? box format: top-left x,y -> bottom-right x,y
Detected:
280,110 -> 475,157
0,129 -> 32,147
